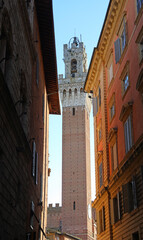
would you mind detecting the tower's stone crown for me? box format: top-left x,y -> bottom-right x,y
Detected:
59,37 -> 91,114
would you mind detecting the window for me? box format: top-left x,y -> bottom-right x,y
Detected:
110,192 -> 121,224
74,88 -> 77,96
93,86 -> 101,117
109,93 -> 115,122
99,162 -> 103,188
71,59 -> 77,73
114,17 -> 127,63
110,103 -> 115,120
108,127 -> 118,174
111,141 -> 118,172
69,89 -> 72,97
123,74 -> 129,92
120,61 -> 130,97
63,89 -> 66,97
73,108 -> 75,116
30,201 -> 34,229
122,177 -> 137,213
107,52 -> 114,86
136,26 -> 143,63
124,115 -> 132,153
136,0 -> 143,14
73,201 -> 76,210
132,231 -> 140,240
97,206 -> 105,234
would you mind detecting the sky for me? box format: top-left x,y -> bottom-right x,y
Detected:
48,0 -> 110,206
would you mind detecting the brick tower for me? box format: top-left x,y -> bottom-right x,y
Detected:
59,37 -> 93,240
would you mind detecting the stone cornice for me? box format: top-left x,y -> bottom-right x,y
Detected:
85,0 -> 125,93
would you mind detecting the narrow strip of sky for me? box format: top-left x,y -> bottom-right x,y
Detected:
48,0 -> 110,206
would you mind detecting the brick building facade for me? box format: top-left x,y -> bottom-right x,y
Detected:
84,0 -> 143,239
0,1 -> 60,240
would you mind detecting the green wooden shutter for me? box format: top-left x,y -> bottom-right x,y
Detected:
114,38 -> 121,63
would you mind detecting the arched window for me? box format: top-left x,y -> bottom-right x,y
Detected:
71,59 -> 77,73
74,88 -> 77,96
69,89 -> 72,97
80,88 -> 83,93
63,89 -> 66,97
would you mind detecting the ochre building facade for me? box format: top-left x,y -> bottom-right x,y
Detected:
85,0 -> 143,239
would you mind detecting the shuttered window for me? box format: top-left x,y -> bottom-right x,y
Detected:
124,115 -> 132,153
110,192 -> 121,225
114,18 -> 127,63
114,38 -> 121,64
137,0 -> 143,14
96,206 -> 105,234
122,178 -> 137,213
30,201 -> 34,229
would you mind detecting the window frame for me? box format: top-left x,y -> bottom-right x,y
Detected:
108,93 -> 116,123
120,61 -> 130,99
114,15 -> 127,64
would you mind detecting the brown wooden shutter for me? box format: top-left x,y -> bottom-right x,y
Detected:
96,210 -> 100,234
117,192 -> 121,220
122,182 -> 133,213
132,176 -> 138,210
114,38 -> 121,63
